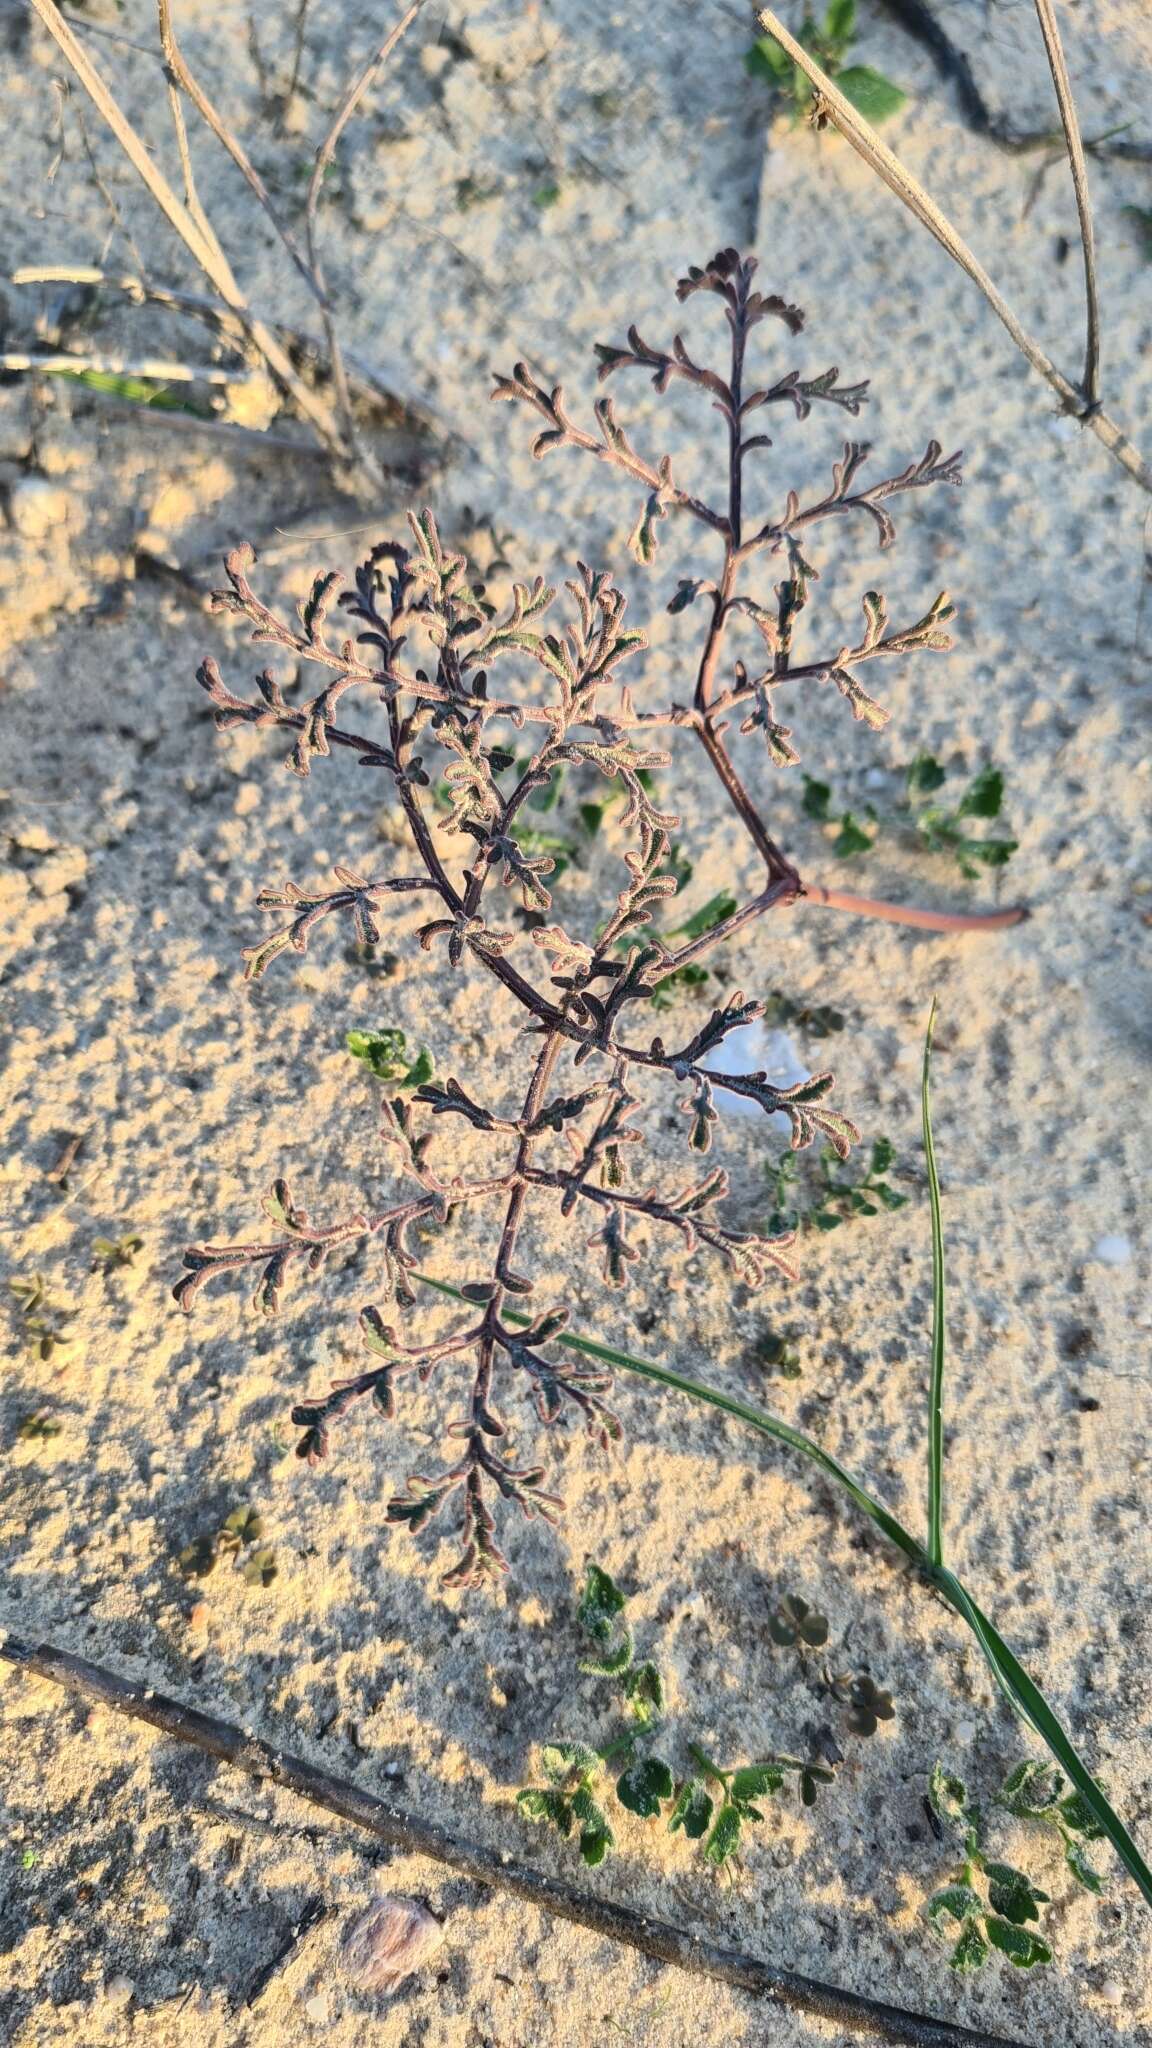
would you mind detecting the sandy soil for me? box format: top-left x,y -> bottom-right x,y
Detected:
1,1 -> 1151,2043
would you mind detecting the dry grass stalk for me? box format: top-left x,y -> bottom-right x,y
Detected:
755,5 -> 1152,494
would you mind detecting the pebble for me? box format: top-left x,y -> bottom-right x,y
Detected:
1094,1234 -> 1132,1266
339,1895 -> 445,1993
103,1975 -> 134,2007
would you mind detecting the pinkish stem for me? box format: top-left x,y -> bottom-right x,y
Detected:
802,883 -> 1028,932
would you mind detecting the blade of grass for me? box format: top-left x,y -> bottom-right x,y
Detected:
923,998 -> 946,1566
417,1269 -> 926,1567
416,1023 -> 1152,1918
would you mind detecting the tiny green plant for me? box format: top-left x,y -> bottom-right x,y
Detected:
8,1273 -> 74,1364
765,1134 -> 907,1235
517,1564 -> 835,1871
749,1327 -> 802,1379
177,1503 -> 276,1587
91,1232 -> 144,1274
346,1027 -> 434,1088
925,1762 -> 1057,1972
17,1410 -> 62,1442
823,1667 -> 894,1737
746,0 -> 906,127
767,1591 -> 829,1654
802,756 -> 1018,881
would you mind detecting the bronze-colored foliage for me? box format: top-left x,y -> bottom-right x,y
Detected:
176,251 -> 967,1589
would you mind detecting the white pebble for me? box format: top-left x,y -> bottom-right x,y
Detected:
1094,1235 -> 1132,1266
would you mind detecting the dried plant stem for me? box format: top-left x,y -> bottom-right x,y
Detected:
156,0 -> 319,304
303,2 -> 426,481
26,0 -> 361,477
1029,0 -> 1099,408
754,8 -> 1152,495
877,0 -> 1152,163
0,1632 -> 1021,2048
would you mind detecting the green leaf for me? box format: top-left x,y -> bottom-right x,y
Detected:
906,753 -> 946,795
616,1755 -> 674,1818
835,65 -> 907,123
949,1920 -> 990,1972
1064,1836 -> 1104,1893
926,1883 -> 983,1928
571,1783 -> 614,1864
577,1562 -> 627,1640
518,1786 -> 572,1834
957,765 -> 1004,819
985,1862 -> 1049,1926
1058,1791 -> 1106,1841
802,774 -> 832,821
929,1763 -> 971,1828
730,1764 -> 785,1804
744,35 -> 793,83
242,1547 -> 278,1587
541,1741 -> 600,1784
702,1803 -> 743,1868
823,0 -> 856,47
997,1760 -> 1063,1819
668,1779 -> 714,1840
833,813 -> 873,859
623,1660 -> 664,1726
346,1028 -> 432,1088
769,1594 -> 829,1649
985,1917 -> 1052,1969
799,1761 -> 836,1805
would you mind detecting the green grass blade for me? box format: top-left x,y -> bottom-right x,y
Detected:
413,1266 -> 1152,1913
415,1271 -> 928,1567
922,999 -> 946,1566
935,1567 -> 1152,1909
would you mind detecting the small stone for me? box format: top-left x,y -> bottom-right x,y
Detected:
339,1895 -> 444,1993
103,1975 -> 134,2007
302,1990 -> 330,2022
1094,1234 -> 1132,1266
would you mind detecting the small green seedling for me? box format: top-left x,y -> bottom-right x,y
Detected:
824,1668 -> 895,1737
768,1592 -> 829,1654
746,0 -> 906,126
750,1328 -> 802,1380
761,990 -> 846,1039
346,1028 -> 434,1089
925,1758 -> 1104,1971
683,1745 -> 835,1871
17,1410 -> 62,1442
518,1564 -> 834,1870
803,757 -> 1017,881
91,1233 -> 144,1273
996,1759 -> 1107,1895
766,1136 -> 907,1236
177,1504 -> 276,1587
8,1273 -> 74,1363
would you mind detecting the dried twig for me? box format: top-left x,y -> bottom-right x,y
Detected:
1030,0 -> 1099,409
0,1632 -> 1023,2048
26,0 -> 350,468
156,0 -> 320,305
754,7 -> 1152,496
303,2 -> 426,470
876,0 -> 1152,163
